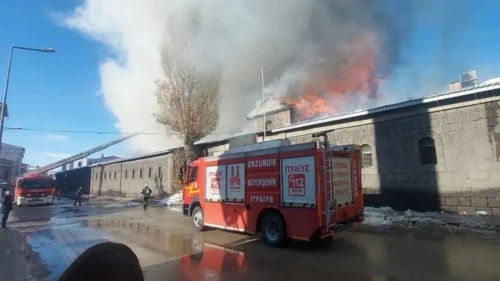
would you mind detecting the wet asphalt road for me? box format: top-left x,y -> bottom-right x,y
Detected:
7,201 -> 500,281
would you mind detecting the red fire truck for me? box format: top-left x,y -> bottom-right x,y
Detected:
14,174 -> 56,207
181,132 -> 364,247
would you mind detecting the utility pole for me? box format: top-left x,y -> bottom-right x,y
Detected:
0,46 -> 55,153
261,66 -> 266,141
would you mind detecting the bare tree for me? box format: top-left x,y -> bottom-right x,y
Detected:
154,41 -> 220,164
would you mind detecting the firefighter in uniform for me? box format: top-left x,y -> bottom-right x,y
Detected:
141,184 -> 152,205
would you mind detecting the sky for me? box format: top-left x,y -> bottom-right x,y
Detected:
1,0 -> 500,166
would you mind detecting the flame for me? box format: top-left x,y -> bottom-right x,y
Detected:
282,32 -> 381,122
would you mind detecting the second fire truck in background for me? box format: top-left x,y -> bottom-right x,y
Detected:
14,174 -> 56,207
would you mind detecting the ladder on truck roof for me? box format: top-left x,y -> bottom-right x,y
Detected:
23,133 -> 139,176
222,139 -> 292,155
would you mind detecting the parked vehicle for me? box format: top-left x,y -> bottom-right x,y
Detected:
14,174 -> 56,207
181,131 -> 364,247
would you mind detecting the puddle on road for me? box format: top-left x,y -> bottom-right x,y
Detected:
22,212 -> 403,281
25,224 -> 109,280
23,216 -> 206,280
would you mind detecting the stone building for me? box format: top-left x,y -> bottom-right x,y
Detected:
247,100 -> 294,132
88,149 -> 179,198
258,81 -> 500,214
55,133 -> 257,198
0,143 -> 25,181
54,80 -> 500,215
0,158 -> 14,181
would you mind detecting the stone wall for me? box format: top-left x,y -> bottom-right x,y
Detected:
251,109 -> 292,132
90,154 -> 174,199
261,90 -> 500,215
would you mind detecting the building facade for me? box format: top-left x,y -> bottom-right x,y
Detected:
0,143 -> 25,181
52,81 -> 500,215
54,133 -> 257,199
0,158 -> 14,182
259,82 -> 500,215
62,155 -> 121,171
89,151 -> 176,198
247,100 -> 294,132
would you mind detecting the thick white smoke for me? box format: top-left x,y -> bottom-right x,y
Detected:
62,0 -> 459,153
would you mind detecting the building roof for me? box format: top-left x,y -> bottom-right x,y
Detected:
272,80 -> 500,133
58,132 -> 256,170
86,147 -> 183,167
246,99 -> 293,119
194,131 -> 254,146
87,155 -> 121,162
481,77 -> 500,85
56,80 -> 500,172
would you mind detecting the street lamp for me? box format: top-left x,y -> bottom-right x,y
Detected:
0,46 -> 56,152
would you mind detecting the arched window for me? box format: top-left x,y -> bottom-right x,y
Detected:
419,137 -> 437,165
360,145 -> 373,168
265,120 -> 272,130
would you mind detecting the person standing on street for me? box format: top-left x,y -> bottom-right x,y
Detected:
74,187 -> 83,206
141,184 -> 152,205
2,190 -> 13,229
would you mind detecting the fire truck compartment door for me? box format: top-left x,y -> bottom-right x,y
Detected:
226,163 -> 245,202
331,157 -> 353,206
280,156 -> 316,206
205,165 -> 227,201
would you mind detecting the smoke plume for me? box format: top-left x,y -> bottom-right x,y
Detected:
62,0 -> 457,153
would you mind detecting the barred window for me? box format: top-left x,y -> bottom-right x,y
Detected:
114,171 -> 117,179
419,137 -> 437,165
140,169 -> 143,178
132,169 -> 135,179
125,170 -> 128,179
360,145 -> 373,168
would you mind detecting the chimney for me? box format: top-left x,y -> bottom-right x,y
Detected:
449,81 -> 462,91
101,154 -> 104,158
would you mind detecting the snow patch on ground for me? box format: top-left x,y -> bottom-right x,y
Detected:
103,202 -> 141,208
363,206 -> 499,232
167,205 -> 183,212
160,192 -> 183,206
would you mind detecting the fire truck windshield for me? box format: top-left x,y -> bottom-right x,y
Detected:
20,178 -> 54,189
187,166 -> 198,183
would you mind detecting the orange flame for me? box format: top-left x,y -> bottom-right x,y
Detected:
282,32 -> 380,122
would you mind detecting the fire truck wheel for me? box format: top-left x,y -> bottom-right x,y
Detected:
192,206 -> 205,231
261,212 -> 286,247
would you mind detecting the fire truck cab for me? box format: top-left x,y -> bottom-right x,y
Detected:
14,174 -> 56,207
181,132 -> 364,247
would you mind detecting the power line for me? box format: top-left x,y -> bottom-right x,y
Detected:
3,126 -> 245,136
